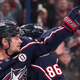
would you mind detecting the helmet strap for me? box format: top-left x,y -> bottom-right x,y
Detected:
5,49 -> 11,56
5,39 -> 12,56
2,38 -> 12,56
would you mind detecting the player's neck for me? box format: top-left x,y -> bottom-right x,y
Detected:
0,49 -> 10,60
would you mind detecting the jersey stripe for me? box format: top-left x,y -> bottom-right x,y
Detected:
20,41 -> 43,52
44,27 -> 64,44
31,64 -> 52,80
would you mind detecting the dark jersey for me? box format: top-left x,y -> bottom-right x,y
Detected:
30,54 -> 64,80
0,26 -> 73,80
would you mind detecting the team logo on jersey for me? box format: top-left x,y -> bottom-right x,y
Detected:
18,53 -> 27,62
3,66 -> 27,80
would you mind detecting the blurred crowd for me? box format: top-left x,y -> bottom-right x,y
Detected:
0,0 -> 80,80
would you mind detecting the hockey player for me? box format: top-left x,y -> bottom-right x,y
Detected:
30,53 -> 64,80
21,24 -> 64,80
0,5 -> 80,80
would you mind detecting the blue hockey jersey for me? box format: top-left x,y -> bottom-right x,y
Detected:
0,27 -> 73,80
30,54 -> 64,80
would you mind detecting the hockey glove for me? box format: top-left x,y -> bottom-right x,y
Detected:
62,5 -> 80,34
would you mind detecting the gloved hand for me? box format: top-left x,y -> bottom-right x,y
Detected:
62,5 -> 80,34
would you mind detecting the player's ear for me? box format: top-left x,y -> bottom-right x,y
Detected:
2,38 -> 9,48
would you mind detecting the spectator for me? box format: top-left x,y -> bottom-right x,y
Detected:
43,0 -> 57,29
37,7 -> 49,32
0,0 -> 22,23
72,37 -> 80,76
58,48 -> 76,80
56,0 -> 68,27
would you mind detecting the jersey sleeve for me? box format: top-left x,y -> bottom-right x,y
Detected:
33,26 -> 73,58
21,26 -> 73,59
37,27 -> 73,51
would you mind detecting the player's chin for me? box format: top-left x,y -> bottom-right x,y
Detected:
17,48 -> 21,52
16,48 -> 21,52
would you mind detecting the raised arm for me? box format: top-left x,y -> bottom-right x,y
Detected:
21,5 -> 80,58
